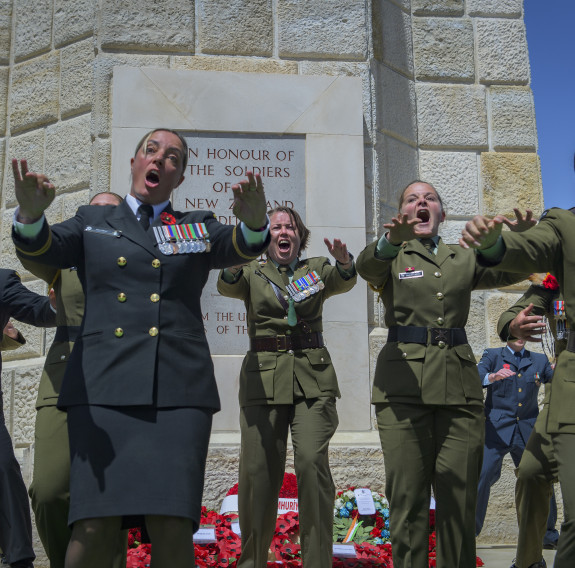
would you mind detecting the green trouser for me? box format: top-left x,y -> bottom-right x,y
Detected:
515,403 -> 558,568
551,430 -> 575,568
28,406 -> 127,568
376,402 -> 484,568
237,396 -> 338,568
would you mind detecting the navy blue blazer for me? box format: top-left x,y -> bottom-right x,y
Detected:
13,200 -> 268,411
478,346 -> 554,445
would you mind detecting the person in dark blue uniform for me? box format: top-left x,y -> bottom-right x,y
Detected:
475,338 -> 554,537
11,128 -> 269,568
0,269 -> 56,568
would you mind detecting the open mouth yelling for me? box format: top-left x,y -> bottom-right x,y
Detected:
278,238 -> 291,253
146,170 -> 160,187
416,209 -> 430,223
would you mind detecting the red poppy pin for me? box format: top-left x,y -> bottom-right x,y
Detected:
160,212 -> 176,225
503,364 -> 511,370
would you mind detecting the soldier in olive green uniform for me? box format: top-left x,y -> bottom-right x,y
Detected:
461,206 -> 575,568
21,193 -> 127,568
217,207 -> 356,568
357,182 -> 527,568
497,278 -> 561,568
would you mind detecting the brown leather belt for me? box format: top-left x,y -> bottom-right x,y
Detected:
387,325 -> 467,346
250,332 -> 324,352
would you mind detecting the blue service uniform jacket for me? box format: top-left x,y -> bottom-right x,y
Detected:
12,199 -> 268,411
478,346 -> 554,446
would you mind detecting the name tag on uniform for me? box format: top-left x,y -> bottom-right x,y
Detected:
399,270 -> 423,279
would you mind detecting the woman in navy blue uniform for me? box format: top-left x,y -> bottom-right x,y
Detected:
12,129 -> 269,568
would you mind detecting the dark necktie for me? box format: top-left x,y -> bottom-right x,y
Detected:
514,352 -> 522,367
420,238 -> 435,255
138,204 -> 154,231
279,265 -> 291,287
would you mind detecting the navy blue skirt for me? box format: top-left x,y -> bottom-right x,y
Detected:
67,404 -> 213,531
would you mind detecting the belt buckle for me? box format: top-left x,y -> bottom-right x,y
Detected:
276,335 -> 288,352
431,328 -> 449,344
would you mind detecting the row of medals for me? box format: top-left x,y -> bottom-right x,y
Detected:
286,270 -> 325,302
153,224 -> 211,255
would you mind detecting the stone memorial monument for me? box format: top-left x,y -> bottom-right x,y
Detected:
0,1 -> 548,561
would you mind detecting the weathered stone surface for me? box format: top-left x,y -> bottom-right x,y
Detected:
54,0 -> 95,47
467,290 -> 487,357
1,210 -> 23,273
481,152 -> 544,217
377,134 -> 419,209
490,86 -> 537,150
438,218 -> 466,245
419,151 -> 479,215
4,130 -> 45,208
46,114 -> 92,193
12,364 -> 42,444
90,137 -> 111,195
2,368 -> 14,430
412,0 -> 464,16
468,0 -> 522,17
300,61 -> 372,140
0,66 -> 7,135
0,138 -> 4,195
416,84 -> 488,148
373,63 -> 416,144
198,0 -> 273,56
91,54 -> 170,138
372,0 -> 413,76
63,188 -> 90,220
100,0 -> 194,51
61,39 -> 94,117
13,0 -> 52,60
173,55 -> 298,75
0,1 -> 11,64
278,0 -> 367,60
10,54 -> 60,133
477,19 -> 530,85
202,445 -> 386,512
412,17 -> 474,81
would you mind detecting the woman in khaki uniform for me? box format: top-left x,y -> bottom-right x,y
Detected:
461,206 -> 575,568
356,181 -> 526,568
217,206 -> 356,568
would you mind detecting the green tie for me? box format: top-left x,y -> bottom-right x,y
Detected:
421,238 -> 435,255
279,266 -> 297,327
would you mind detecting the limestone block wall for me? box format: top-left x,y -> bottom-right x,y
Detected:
0,0 -> 547,555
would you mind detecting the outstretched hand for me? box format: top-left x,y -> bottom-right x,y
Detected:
12,159 -> 55,223
509,303 -> 547,343
324,238 -> 352,268
383,214 -> 421,245
231,172 -> 267,230
501,208 -> 536,233
459,215 -> 505,249
489,367 -> 517,383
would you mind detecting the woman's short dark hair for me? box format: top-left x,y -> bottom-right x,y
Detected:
268,206 -> 310,254
397,180 -> 444,213
134,129 -> 188,175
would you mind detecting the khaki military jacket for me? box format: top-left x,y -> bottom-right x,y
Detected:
217,256 -> 356,407
16,255 -> 85,408
356,238 -> 524,406
487,208 -> 575,432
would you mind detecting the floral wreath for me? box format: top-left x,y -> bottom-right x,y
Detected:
127,480 -> 484,567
